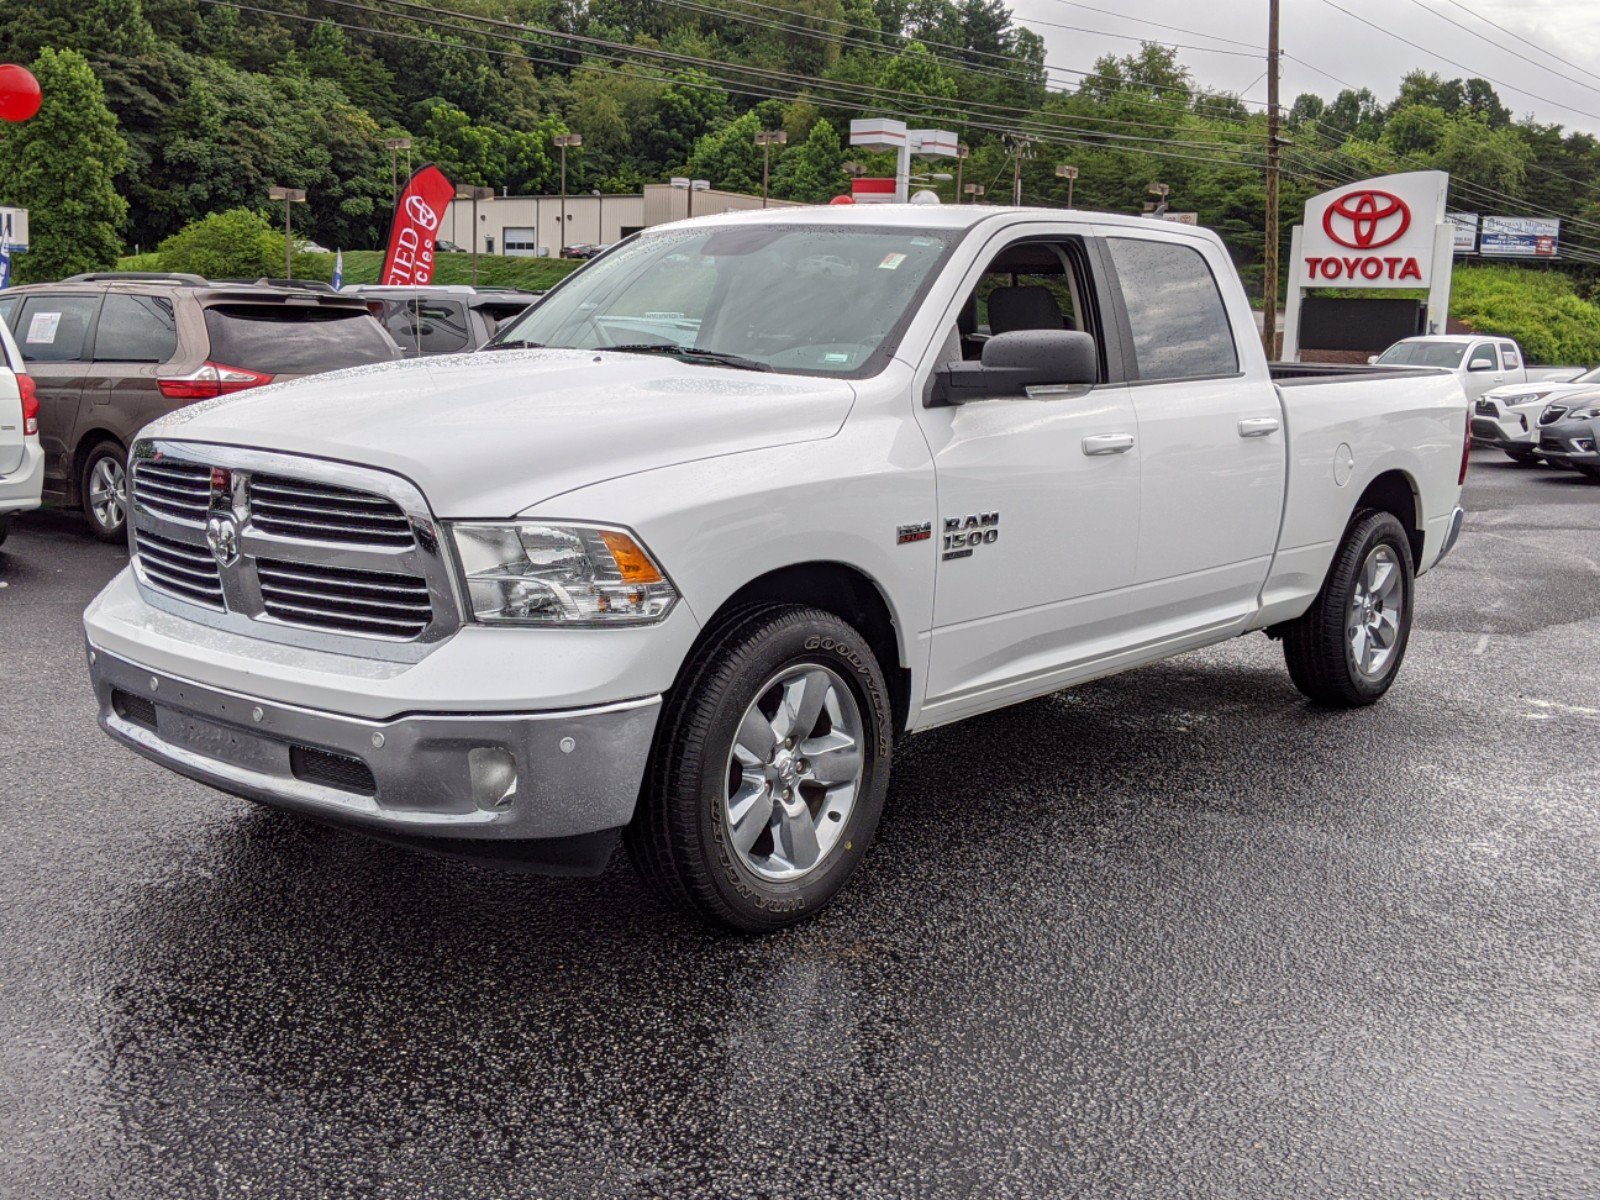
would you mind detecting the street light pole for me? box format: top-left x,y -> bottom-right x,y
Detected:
383,137 -> 412,211
456,186 -> 493,284
1056,163 -> 1079,209
267,186 -> 306,280
954,143 -> 968,203
754,130 -> 787,207
553,133 -> 582,257
962,183 -> 985,204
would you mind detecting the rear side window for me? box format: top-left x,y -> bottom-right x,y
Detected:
94,294 -> 178,363
381,299 -> 471,356
0,296 -> 19,342
1107,238 -> 1238,381
202,305 -> 397,374
1499,343 -> 1521,369
15,295 -> 99,363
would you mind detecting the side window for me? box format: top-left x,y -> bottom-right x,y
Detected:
383,299 -> 472,355
1468,344 -> 1498,370
0,295 -> 19,339
1107,238 -> 1238,381
94,293 -> 178,363
1499,343 -> 1521,370
946,238 -> 1094,367
15,295 -> 100,364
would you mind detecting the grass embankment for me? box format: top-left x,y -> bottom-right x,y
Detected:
118,249 -> 581,291
1449,265 -> 1600,364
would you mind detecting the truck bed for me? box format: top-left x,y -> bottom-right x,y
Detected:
1269,362 -> 1452,386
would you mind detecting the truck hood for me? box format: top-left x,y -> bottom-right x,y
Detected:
140,349 -> 857,516
1485,379 -> 1591,403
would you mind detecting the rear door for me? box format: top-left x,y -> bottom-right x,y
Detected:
10,293 -> 100,491
1102,230 -> 1285,630
83,291 -> 181,446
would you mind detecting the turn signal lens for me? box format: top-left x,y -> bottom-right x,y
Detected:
598,530 -> 665,584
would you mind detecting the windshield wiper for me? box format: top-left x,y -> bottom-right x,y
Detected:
605,344 -> 773,372
481,338 -> 548,351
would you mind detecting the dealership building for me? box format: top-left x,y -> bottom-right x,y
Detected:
440,182 -> 801,257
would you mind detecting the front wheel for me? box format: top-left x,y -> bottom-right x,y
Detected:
626,604 -> 893,932
1282,510 -> 1416,708
81,442 -> 129,543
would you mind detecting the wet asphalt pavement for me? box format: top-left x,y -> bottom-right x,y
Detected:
1,451 -> 1597,1199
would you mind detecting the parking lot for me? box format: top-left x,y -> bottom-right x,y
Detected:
1,450 -> 1596,1199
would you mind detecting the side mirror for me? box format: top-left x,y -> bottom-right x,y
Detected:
927,330 -> 1097,407
1468,360 -> 1494,372
1366,355 -> 1379,365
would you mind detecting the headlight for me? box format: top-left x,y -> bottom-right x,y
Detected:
1499,393 -> 1539,405
1568,406 -> 1600,421
451,522 -> 678,625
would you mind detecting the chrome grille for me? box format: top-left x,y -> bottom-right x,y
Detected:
249,474 -> 414,547
134,529 -> 225,609
132,459 -> 213,523
258,558 -> 433,638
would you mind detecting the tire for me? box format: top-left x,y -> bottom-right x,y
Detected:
1578,465 -> 1600,482
0,515 -> 9,547
626,603 -> 894,932
80,441 -> 129,543
1283,510 -> 1415,708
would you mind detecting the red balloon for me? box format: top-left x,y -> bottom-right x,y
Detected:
0,64 -> 42,123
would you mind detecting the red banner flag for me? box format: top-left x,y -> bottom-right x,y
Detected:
379,164 -> 456,286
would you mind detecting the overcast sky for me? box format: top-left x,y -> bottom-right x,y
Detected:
1006,0 -> 1600,137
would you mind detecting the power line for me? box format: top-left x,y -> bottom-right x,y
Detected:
1432,0 -> 1600,90
1005,14 -> 1262,59
1315,0 -> 1600,126
1394,0 -> 1600,105
1037,2 -> 1264,51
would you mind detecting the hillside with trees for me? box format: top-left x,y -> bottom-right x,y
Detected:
3,0 -> 1600,300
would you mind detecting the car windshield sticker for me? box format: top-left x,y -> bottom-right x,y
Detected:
823,352 -> 851,363
26,311 -> 61,344
878,252 -> 908,270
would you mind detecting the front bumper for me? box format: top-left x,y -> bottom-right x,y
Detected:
1470,414 -> 1532,448
87,644 -> 661,870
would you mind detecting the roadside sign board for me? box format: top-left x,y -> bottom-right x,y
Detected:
0,206 -> 27,252
1449,212 -> 1478,254
1480,216 -> 1560,258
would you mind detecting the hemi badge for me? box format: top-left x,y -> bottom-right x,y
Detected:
896,522 -> 932,545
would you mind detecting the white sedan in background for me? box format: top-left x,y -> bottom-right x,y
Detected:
1472,365 -> 1600,464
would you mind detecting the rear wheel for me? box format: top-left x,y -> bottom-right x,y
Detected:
626,604 -> 893,932
1283,510 -> 1415,708
81,442 -> 129,543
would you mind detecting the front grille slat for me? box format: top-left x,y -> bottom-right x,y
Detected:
133,459 -> 214,524
249,473 -> 414,548
256,557 -> 433,639
135,529 -> 225,609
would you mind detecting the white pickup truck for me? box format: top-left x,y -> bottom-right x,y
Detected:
84,206 -> 1469,930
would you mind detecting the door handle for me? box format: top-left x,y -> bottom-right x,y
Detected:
1238,417 -> 1280,438
1082,433 -> 1135,456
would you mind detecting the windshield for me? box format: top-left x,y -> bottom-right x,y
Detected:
1376,340 -> 1467,369
1573,366 -> 1600,384
491,224 -> 960,377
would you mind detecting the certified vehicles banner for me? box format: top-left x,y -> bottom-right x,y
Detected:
380,164 -> 456,286
1480,216 -> 1560,258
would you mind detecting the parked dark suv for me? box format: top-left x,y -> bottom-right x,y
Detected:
0,273 -> 401,541
343,285 -> 541,358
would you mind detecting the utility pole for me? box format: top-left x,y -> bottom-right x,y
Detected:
1009,136 -> 1029,205
383,137 -> 411,211
553,133 -> 582,256
456,186 -> 492,284
954,143 -> 969,203
1262,0 -> 1282,360
267,186 -> 305,280
1056,163 -> 1078,209
754,130 -> 787,207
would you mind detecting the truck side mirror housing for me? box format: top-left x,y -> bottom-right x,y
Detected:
927,330 -> 1098,407
1467,360 -> 1494,372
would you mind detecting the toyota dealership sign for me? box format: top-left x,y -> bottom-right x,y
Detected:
1281,170 -> 1453,362
1296,171 -> 1449,289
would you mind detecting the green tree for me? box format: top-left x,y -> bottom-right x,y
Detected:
686,110 -> 766,193
874,41 -> 957,122
0,48 -> 129,282
156,206 -> 277,276
771,118 -> 845,203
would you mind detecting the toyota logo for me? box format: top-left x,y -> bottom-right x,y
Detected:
205,514 -> 241,568
1323,190 -> 1411,249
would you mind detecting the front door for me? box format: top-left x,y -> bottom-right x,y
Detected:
914,228 -> 1142,724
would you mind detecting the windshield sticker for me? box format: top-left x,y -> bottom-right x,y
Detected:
877,252 -> 908,270
822,352 -> 851,363
26,312 -> 61,344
